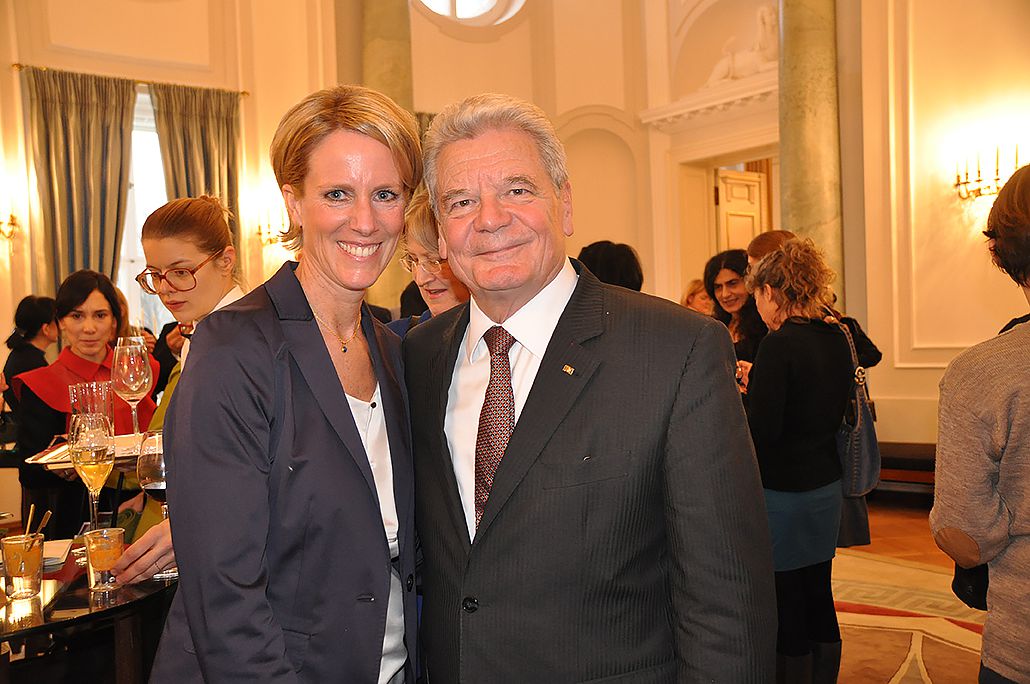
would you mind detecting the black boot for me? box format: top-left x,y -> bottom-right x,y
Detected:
776,652 -> 813,684
810,641 -> 841,683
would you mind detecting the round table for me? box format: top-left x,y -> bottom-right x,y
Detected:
0,549 -> 174,684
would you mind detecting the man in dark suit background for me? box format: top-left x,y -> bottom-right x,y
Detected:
404,93 -> 777,683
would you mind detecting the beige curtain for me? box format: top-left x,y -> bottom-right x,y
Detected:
149,83 -> 241,242
21,67 -> 136,292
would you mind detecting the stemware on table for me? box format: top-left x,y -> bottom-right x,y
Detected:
138,430 -> 177,580
111,337 -> 153,435
68,412 -> 115,531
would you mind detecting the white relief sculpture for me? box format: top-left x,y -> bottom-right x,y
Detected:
704,3 -> 778,88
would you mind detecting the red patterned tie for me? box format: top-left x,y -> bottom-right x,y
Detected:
475,326 -> 517,528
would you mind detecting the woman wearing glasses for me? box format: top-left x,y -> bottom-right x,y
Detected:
389,185 -> 470,337
111,195 -> 244,585
151,85 -> 420,683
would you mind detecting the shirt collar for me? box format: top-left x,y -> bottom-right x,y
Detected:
192,285 -> 245,328
465,257 -> 578,362
57,345 -> 113,379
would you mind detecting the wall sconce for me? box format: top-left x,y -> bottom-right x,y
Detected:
0,213 -> 17,240
255,205 -> 289,247
256,221 -> 282,246
955,145 -> 1020,200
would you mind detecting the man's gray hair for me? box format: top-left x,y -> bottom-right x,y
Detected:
422,93 -> 569,214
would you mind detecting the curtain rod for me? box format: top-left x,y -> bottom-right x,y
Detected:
11,63 -> 249,97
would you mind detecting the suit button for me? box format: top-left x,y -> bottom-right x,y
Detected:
461,596 -> 478,613
406,574 -> 414,592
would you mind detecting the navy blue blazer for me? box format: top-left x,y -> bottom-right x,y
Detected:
151,262 -> 416,683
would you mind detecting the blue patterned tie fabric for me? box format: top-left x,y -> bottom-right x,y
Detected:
474,326 -> 517,528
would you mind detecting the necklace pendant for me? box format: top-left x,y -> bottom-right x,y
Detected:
342,344 -> 348,353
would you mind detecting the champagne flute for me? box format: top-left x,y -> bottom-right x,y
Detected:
137,431 -> 177,579
111,337 -> 153,435
69,413 -> 115,530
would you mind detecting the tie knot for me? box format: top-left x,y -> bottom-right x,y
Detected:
483,326 -> 516,356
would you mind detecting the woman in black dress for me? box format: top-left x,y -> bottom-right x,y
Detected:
746,238 -> 854,682
2,296 -> 57,413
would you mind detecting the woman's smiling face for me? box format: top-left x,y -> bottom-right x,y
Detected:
713,268 -> 748,316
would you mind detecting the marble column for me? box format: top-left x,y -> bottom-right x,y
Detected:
361,0 -> 414,310
779,0 -> 845,302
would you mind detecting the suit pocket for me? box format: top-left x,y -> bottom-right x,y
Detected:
578,660 -> 676,683
282,628 -> 312,673
539,453 -> 631,489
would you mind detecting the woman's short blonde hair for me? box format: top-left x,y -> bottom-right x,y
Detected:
269,85 -> 423,251
403,185 -> 439,256
745,238 -> 836,318
680,278 -> 706,307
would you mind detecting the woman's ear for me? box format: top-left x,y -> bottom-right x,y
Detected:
219,245 -> 237,275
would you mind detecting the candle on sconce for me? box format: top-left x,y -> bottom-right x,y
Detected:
995,146 -> 1000,179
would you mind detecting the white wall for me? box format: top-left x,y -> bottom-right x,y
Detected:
409,0 -> 655,290
859,0 -> 1030,443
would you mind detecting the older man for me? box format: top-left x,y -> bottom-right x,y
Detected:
404,93 -> 776,683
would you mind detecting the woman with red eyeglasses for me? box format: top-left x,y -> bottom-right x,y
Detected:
111,195 -> 244,584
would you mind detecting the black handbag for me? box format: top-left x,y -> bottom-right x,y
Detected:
952,562 -> 989,610
834,321 -> 881,497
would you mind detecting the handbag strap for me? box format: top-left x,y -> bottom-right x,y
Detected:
830,317 -> 867,391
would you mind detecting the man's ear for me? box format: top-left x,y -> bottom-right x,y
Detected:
560,181 -> 574,237
438,231 -> 448,260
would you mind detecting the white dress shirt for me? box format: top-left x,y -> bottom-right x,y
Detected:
179,285 -> 245,370
444,258 -> 579,542
347,385 -> 406,684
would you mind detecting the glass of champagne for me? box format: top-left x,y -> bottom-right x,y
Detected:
138,430 -> 177,580
69,413 -> 115,530
112,337 -> 153,435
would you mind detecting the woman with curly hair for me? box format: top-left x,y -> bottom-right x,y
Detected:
745,238 -> 854,682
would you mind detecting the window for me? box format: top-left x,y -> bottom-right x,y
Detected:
417,0 -> 525,26
115,87 -> 173,336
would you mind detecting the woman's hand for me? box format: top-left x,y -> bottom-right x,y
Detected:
165,326 -> 187,357
142,330 -> 158,354
735,361 -> 753,394
111,519 -> 175,584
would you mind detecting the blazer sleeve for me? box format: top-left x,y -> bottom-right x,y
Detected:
164,318 -> 298,683
662,320 -> 777,681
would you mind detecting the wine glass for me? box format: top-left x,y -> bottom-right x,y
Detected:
68,413 -> 115,530
111,337 -> 153,435
137,431 -> 177,580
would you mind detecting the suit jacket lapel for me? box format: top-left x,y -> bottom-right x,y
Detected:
266,263 -> 378,497
428,306 -> 474,551
475,265 -> 605,540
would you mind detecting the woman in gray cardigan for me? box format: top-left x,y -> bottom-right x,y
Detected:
931,164 -> 1030,684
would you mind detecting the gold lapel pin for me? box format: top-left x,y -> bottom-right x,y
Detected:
562,364 -> 575,375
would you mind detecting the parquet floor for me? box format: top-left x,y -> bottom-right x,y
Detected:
864,491 -> 953,569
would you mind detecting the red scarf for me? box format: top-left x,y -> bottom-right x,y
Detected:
13,346 -> 159,435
